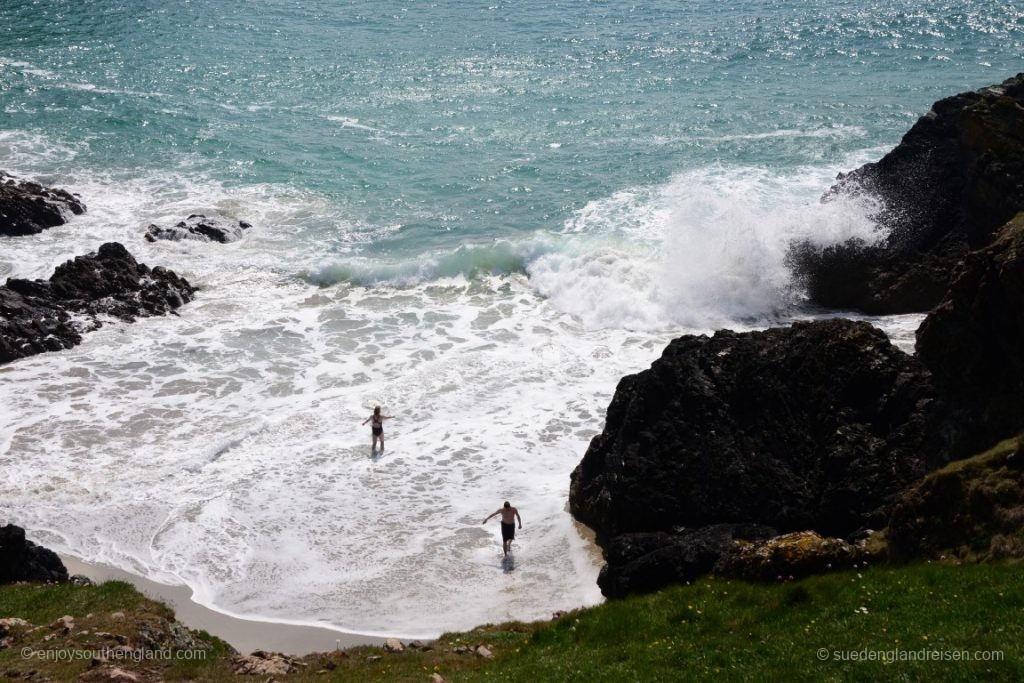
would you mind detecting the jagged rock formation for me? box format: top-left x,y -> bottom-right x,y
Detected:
576,211 -> 1024,598
0,242 -> 195,363
790,73 -> 1024,314
574,77 -> 1024,598
0,171 -> 86,236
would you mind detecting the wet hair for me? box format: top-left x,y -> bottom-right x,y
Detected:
503,501 -> 510,508
373,406 -> 381,415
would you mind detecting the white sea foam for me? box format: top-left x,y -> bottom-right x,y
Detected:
529,165 -> 884,331
0,137 -> 650,635
0,136 -> 904,637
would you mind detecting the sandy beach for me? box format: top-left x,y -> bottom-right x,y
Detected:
60,555 -> 386,655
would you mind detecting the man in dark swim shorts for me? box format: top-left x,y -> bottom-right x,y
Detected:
483,501 -> 522,556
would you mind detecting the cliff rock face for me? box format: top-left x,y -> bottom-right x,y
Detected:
791,73 -> 1024,314
887,436 -> 1024,563
0,171 -> 86,236
569,319 -> 936,540
0,242 -> 195,363
916,213 -> 1024,456
0,524 -> 68,584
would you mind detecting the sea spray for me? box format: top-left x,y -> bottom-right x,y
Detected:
530,166 -> 884,331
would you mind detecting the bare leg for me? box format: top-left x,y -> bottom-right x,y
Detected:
380,435 -> 385,451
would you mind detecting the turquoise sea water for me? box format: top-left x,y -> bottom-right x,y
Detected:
3,1 -> 1022,257
1,1 -> 1022,636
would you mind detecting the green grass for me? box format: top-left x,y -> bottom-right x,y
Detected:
450,563 -> 1022,682
2,564 -> 1022,681
0,579 -> 166,624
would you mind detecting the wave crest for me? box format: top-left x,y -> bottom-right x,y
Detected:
303,238 -> 555,287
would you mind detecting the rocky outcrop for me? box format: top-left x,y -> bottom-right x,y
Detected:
232,651 -> 303,676
145,214 -> 251,244
597,524 -> 776,599
570,319 -> 936,541
916,213 -> 1024,456
791,73 -> 1024,314
887,436 -> 1024,563
0,171 -> 86,236
576,208 -> 1024,597
0,242 -> 195,363
0,524 -> 68,583
714,531 -> 883,581
573,77 -> 1024,599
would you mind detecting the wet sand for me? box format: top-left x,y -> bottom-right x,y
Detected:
60,555 -> 386,655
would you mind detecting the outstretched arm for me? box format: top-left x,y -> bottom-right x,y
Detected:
515,510 -> 522,528
482,510 -> 501,524
361,416 -> 370,425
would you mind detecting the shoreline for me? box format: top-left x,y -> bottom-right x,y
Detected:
60,554 -> 387,655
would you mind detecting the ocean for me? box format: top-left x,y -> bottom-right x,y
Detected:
1,0 -> 1021,637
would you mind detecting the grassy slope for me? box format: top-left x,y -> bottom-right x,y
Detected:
2,563 -> 1022,682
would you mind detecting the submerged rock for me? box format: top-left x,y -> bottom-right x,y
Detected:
0,242 -> 195,363
0,171 -> 86,237
597,524 -> 777,599
570,319 -> 936,541
790,73 -> 1024,314
888,436 -> 1024,563
0,524 -> 68,584
144,214 -> 251,244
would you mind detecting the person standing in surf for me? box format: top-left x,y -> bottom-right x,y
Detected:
482,501 -> 522,556
362,406 -> 394,451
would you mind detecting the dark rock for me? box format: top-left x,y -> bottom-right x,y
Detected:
791,73 -> 1024,314
570,319 -> 936,540
0,286 -> 81,360
597,524 -> 776,599
0,242 -> 195,364
916,213 -> 1024,457
70,574 -> 93,586
714,530 -> 884,581
144,214 -> 251,244
0,171 -> 85,237
888,435 -> 1024,563
0,525 -> 68,584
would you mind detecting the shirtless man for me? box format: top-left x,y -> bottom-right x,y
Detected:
482,501 -> 522,556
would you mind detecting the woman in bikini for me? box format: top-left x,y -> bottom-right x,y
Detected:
362,406 -> 394,451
